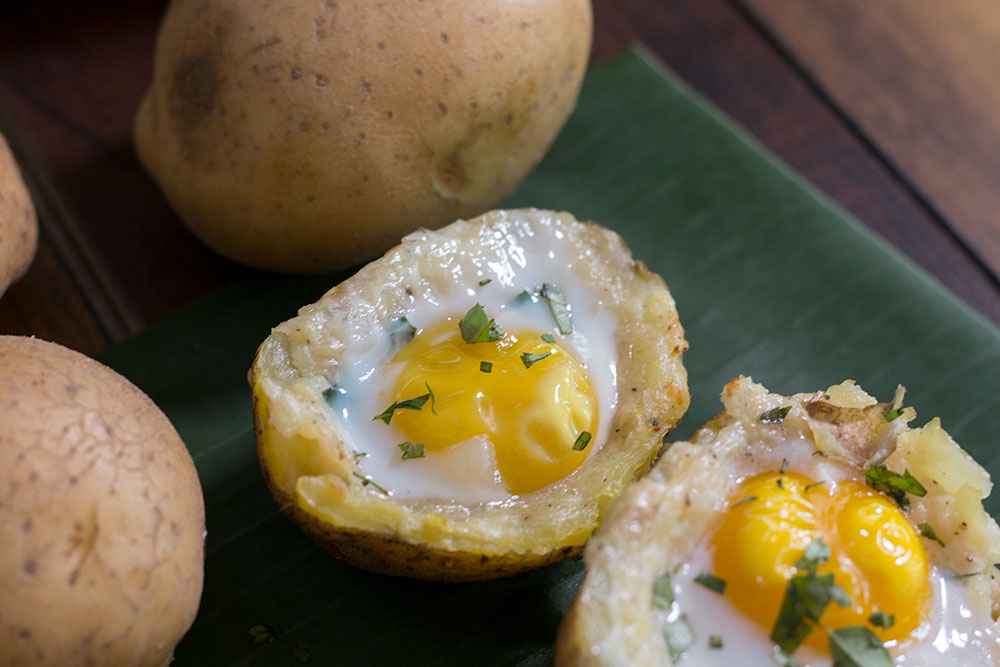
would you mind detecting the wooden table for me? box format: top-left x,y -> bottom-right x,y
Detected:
1,0 -> 999,359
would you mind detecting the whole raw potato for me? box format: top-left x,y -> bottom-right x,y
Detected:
0,133 -> 38,298
134,0 -> 592,273
0,336 -> 205,666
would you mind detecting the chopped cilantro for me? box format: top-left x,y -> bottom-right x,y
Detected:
459,303 -> 504,343
759,406 -> 792,423
373,393 -> 431,424
883,407 -> 903,422
353,450 -> 368,464
541,333 -> 556,343
694,571 -> 726,594
521,351 -> 552,368
398,441 -> 425,460
864,465 -> 926,510
352,471 -> 389,495
730,495 -> 758,509
539,283 -> 573,334
777,478 -> 785,489
828,625 -> 893,667
771,538 -> 850,654
709,635 -> 724,649
321,386 -> 342,409
804,480 -> 828,493
573,431 -> 592,451
515,289 -> 535,303
918,522 -> 945,547
424,381 -> 437,414
781,458 -> 789,473
390,316 -> 417,349
663,615 -> 693,663
478,278 -> 492,286
867,611 -> 895,629
772,649 -> 803,667
480,361 -> 493,373
652,571 -> 675,609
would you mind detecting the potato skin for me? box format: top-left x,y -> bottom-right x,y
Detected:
135,0 -> 592,273
0,133 -> 38,298
0,336 -> 205,667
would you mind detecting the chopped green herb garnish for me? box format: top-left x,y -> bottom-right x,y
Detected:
480,361 -> 493,373
781,458 -> 789,473
759,406 -> 792,423
652,571 -> 675,609
541,333 -> 555,343
353,450 -> 368,464
663,614 -> 693,663
828,625 -> 893,667
868,611 -> 895,629
950,571 -> 980,579
694,571 -> 726,594
515,289 -> 535,303
459,303 -> 504,343
321,386 -> 343,409
478,278 -> 492,286
730,495 -> 758,509
521,351 -> 552,368
390,316 -> 417,349
539,282 -> 572,334
352,471 -> 389,495
771,539 -> 850,653
709,635 -> 724,649
573,431 -> 592,451
398,441 -> 426,460
804,480 -> 828,493
373,393 -> 431,424
883,408 -> 903,422
424,381 -> 437,414
864,465 -> 926,510
777,478 -> 785,489
918,522 -> 945,547
249,623 -> 282,644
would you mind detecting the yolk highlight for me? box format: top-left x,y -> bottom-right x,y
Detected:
388,323 -> 598,494
713,471 -> 930,652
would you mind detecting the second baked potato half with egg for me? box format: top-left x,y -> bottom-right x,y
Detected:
250,208 -> 689,581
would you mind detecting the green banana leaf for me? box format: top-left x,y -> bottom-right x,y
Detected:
100,46 -> 1000,665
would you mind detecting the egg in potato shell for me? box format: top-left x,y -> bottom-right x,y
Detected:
249,208 -> 689,581
556,376 -> 1000,666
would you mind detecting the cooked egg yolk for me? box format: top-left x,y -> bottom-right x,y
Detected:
713,471 -> 930,652
388,323 -> 598,495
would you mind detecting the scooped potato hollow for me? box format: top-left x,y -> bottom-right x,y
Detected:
250,208 -> 689,581
0,336 -> 205,667
557,376 -> 1000,666
135,0 -> 592,272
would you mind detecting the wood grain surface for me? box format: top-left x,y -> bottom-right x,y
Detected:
742,0 -> 1000,280
0,0 -> 998,359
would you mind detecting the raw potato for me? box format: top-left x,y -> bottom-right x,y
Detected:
0,336 -> 205,666
0,133 -> 38,298
556,376 -> 1000,666
135,0 -> 593,273
250,209 -> 689,581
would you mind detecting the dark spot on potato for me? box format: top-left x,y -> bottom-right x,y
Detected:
291,67 -> 302,80
17,628 -> 31,639
480,555 -> 488,564
248,36 -> 281,55
169,47 -> 220,141
385,110 -> 393,118
23,560 -> 36,576
415,69 -> 423,78
299,122 -> 309,132
68,476 -> 77,486
22,519 -> 32,534
305,194 -> 315,202
440,33 -> 448,44
315,30 -> 326,41
438,102 -> 447,116
377,41 -> 385,51
315,74 -> 329,87
361,81 -> 372,95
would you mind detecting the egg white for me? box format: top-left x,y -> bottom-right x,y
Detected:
666,437 -> 1000,666
327,228 -> 619,504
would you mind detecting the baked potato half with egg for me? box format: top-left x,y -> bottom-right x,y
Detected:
556,376 -> 1000,665
250,208 -> 689,581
